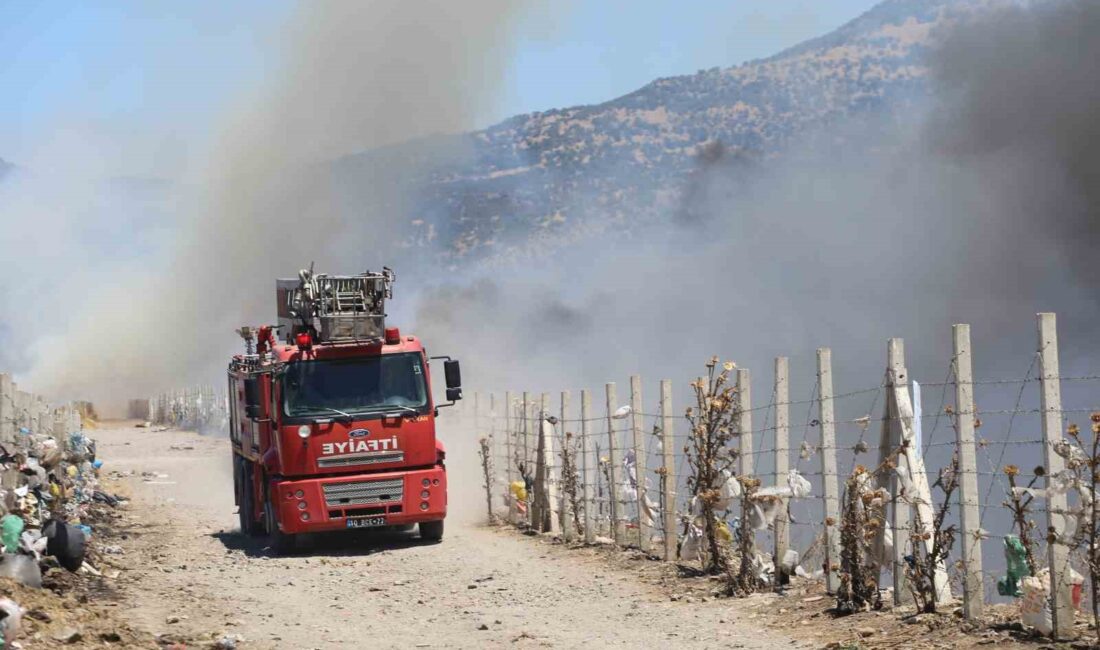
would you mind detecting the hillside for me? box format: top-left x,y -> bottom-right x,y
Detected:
340,0 -> 1007,264
1,0 -> 1005,265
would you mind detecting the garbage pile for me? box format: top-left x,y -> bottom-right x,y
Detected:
0,424 -> 122,641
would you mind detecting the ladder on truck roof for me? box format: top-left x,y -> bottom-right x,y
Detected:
276,266 -> 394,344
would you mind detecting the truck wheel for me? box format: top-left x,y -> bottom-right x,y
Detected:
419,520 -> 444,542
264,488 -> 295,555
236,458 -> 260,537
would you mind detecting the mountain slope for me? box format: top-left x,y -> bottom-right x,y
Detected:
357,0 -> 999,263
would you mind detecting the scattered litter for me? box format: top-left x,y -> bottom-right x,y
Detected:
0,598 -> 23,646
0,515 -> 23,553
51,627 -> 83,644
213,634 -> 242,649
996,536 -> 1029,597
43,519 -> 87,572
0,553 -> 42,587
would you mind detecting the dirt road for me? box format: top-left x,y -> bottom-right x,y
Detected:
94,423 -> 800,649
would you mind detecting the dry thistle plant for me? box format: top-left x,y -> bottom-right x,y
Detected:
478,436 -> 495,524
1002,464 -> 1039,576
836,461 -> 890,614
905,453 -> 959,613
732,476 -> 764,595
684,356 -> 740,576
559,430 -> 584,535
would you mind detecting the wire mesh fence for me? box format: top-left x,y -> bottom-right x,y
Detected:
148,385 -> 229,435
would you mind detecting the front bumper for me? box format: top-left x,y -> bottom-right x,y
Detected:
271,465 -> 447,534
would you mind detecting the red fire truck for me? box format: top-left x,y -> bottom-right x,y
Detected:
228,267 -> 462,553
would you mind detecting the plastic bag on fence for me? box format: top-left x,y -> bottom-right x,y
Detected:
746,495 -> 784,530
622,450 -> 639,502
1012,469 -> 1077,501
713,470 -> 740,511
754,552 -> 774,584
639,493 -> 658,529
788,470 -> 812,499
1053,439 -> 1088,465
681,523 -> 703,561
997,535 -> 1029,597
871,526 -> 893,571
509,481 -> 527,503
780,549 -> 800,573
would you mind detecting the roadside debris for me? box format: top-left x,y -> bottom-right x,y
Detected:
0,416 -> 137,646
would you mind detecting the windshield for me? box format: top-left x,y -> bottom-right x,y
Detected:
283,353 -> 428,418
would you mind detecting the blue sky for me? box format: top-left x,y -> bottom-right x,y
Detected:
0,1 -> 880,174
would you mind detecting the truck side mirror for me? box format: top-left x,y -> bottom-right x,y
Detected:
243,376 -> 262,419
446,387 -> 463,402
444,360 -> 462,390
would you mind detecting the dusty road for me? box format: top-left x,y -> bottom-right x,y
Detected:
94,423 -> 800,649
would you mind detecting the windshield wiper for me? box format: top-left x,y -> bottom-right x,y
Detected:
315,407 -> 354,422
382,405 -> 419,418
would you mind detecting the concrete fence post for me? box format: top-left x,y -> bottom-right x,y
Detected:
817,348 -> 841,594
629,375 -> 651,552
886,339 -> 912,605
541,393 -> 559,534
737,368 -> 753,477
1038,312 -> 1073,639
952,324 -> 984,619
773,357 -> 790,584
580,389 -> 595,544
560,390 -> 573,541
505,391 -> 516,524
606,382 -> 624,544
660,379 -> 676,561
521,391 -> 531,480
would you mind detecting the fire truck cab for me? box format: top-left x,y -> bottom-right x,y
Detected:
228,267 -> 461,554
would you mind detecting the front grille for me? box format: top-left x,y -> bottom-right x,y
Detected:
322,477 -> 404,507
317,450 -> 404,468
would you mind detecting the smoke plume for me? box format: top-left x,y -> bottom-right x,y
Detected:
7,1 -> 557,411
413,0 -> 1100,402
6,0 -> 1100,417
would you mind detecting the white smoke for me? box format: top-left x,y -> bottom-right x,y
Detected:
4,1 -> 563,413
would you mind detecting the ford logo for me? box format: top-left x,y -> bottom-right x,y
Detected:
348,428 -> 370,438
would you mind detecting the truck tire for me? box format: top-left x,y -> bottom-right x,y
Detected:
236,459 -> 260,537
419,520 -> 444,542
264,487 -> 296,555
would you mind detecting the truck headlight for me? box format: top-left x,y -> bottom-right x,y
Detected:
297,425 -> 311,439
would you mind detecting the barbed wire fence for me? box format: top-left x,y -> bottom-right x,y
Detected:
459,313 -> 1100,639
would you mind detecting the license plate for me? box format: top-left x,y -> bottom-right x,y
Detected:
346,516 -> 386,529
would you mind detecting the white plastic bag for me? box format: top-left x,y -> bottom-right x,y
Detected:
788,470 -> 812,498
680,524 -> 703,561
1020,575 -> 1053,635
1019,568 -> 1083,634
